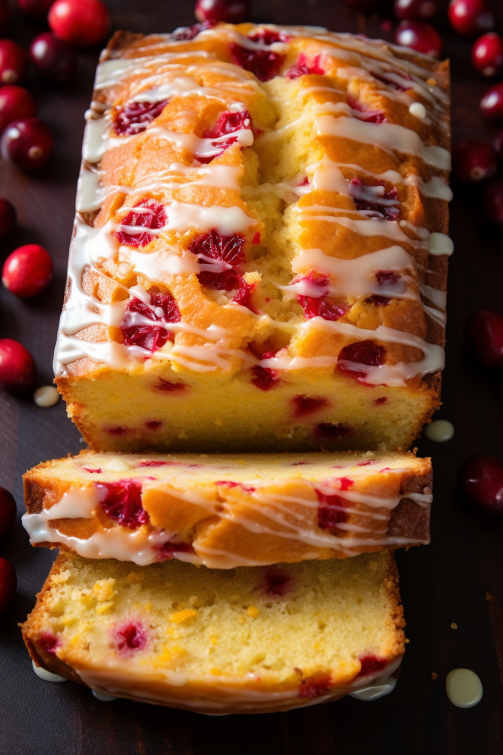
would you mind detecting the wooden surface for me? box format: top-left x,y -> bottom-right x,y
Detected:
1,1 -> 503,753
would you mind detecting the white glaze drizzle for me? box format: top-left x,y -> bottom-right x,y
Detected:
57,24 -> 450,385
22,475 -> 432,567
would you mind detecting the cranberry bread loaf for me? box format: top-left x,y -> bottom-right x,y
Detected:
55,23 -> 451,453
23,550 -> 405,714
23,450 -> 432,567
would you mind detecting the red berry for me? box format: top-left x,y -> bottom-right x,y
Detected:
258,567 -> 292,597
0,40 -> 28,86
472,32 -> 503,77
17,0 -> 55,18
194,0 -> 250,23
114,100 -> 168,136
482,181 -> 503,225
0,339 -> 36,391
121,292 -> 180,353
0,557 -> 16,612
30,32 -> 76,83
394,20 -> 442,57
315,489 -> 349,531
452,140 -> 497,184
230,42 -> 285,82
0,487 -> 16,537
96,481 -> 149,529
0,197 -> 16,240
0,85 -> 36,135
113,620 -> 148,654
48,0 -> 110,47
465,309 -> 503,368
1,117 -> 53,170
480,82 -> 503,121
394,0 -> 437,20
2,244 -> 53,298
449,0 -> 494,37
459,455 -> 503,515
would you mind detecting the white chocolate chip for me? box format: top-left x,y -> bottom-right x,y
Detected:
424,419 -> 454,443
33,386 -> 60,408
409,102 -> 427,119
429,232 -> 454,256
103,458 -> 130,472
446,669 -> 483,709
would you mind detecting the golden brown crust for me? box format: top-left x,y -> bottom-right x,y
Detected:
23,450 -> 432,565
53,24 -> 450,454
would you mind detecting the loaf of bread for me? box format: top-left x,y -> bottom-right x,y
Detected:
23,449 -> 432,567
22,550 -> 405,714
54,22 -> 451,454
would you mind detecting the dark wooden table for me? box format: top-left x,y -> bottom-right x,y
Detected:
1,1 -> 503,753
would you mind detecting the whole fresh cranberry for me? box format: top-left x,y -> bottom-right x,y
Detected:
0,339 -> 36,391
459,455 -> 503,515
1,117 -> 53,170
480,82 -> 503,121
0,86 -> 36,135
482,181 -> 503,225
0,557 -> 16,612
0,198 -> 16,240
2,244 -> 53,298
448,0 -> 494,37
394,20 -> 442,57
17,0 -> 55,18
30,32 -> 76,83
394,0 -> 437,20
465,310 -> 503,368
452,140 -> 497,184
0,487 -> 16,537
195,0 -> 250,23
0,40 -> 28,86
49,0 -> 110,47
472,33 -> 503,77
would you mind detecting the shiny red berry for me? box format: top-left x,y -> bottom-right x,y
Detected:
2,244 -> 53,297
459,455 -> 503,515
1,117 -> 53,171
0,85 -> 36,135
0,40 -> 28,86
465,309 -> 503,368
0,557 -> 16,612
0,338 -> 36,390
30,32 -> 76,83
394,0 -> 437,20
17,0 -> 55,17
448,0 -> 494,37
394,20 -> 442,57
0,487 -> 16,538
452,140 -> 497,184
195,0 -> 250,23
482,181 -> 503,225
480,82 -> 503,121
48,0 -> 110,47
472,33 -> 503,77
0,197 -> 16,240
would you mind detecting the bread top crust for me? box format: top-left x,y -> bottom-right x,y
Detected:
23,450 -> 432,567
55,23 -> 450,393
22,550 -> 405,714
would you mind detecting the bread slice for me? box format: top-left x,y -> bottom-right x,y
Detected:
55,23 -> 451,455
22,550 -> 405,714
23,450 -> 432,567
